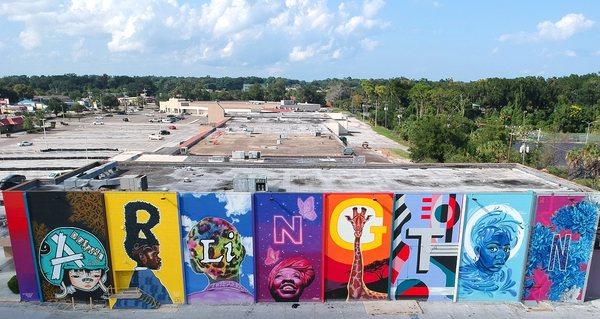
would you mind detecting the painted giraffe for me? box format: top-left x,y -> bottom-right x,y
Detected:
345,207 -> 388,301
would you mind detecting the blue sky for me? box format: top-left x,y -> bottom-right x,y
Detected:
0,1 -> 598,81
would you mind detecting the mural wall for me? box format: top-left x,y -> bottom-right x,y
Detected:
390,193 -> 463,301
254,193 -> 323,302
324,193 -> 393,300
26,192 -> 112,302
524,194 -> 600,302
105,192 -> 185,308
456,193 -> 534,302
178,192 -> 255,304
2,190 -> 40,301
4,189 -> 600,306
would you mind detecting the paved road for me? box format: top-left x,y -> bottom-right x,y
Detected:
0,300 -> 599,319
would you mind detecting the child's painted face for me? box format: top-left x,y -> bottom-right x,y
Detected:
68,269 -> 102,291
476,232 -> 511,273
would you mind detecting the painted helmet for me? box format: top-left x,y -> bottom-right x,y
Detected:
39,227 -> 108,286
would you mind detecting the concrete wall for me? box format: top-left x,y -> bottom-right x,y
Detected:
2,189 -> 600,307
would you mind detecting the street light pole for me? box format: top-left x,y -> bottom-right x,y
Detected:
585,120 -> 598,144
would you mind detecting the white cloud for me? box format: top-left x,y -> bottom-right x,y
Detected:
180,215 -> 196,233
19,29 -> 41,50
499,13 -> 595,43
289,45 -> 316,62
593,50 -> 600,56
247,274 -> 254,288
491,47 -> 499,54
363,0 -> 385,18
72,38 -> 90,60
360,37 -> 378,51
216,192 -> 251,217
563,49 -> 577,57
0,0 -> 389,65
241,236 -> 253,257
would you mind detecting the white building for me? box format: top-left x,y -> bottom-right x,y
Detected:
159,98 -> 280,115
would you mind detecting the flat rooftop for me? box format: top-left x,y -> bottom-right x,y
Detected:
115,162 -> 588,193
188,115 -> 344,157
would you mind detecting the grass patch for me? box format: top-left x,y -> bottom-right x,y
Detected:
391,148 -> 411,159
573,179 -> 600,191
371,125 -> 411,148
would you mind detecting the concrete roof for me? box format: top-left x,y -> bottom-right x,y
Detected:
117,162 -> 590,193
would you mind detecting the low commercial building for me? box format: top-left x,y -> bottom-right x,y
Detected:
159,98 -> 279,115
2,160 -> 600,309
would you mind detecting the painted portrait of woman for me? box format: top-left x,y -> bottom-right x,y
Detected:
268,257 -> 315,302
458,208 -> 524,298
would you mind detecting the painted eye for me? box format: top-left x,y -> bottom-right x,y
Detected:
489,247 -> 498,252
503,247 -> 510,253
227,232 -> 234,239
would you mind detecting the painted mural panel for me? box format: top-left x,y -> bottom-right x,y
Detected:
456,193 -> 534,301
2,191 -> 41,301
324,193 -> 393,300
105,192 -> 185,308
524,195 -> 600,302
26,191 -> 112,302
390,193 -> 463,301
179,192 -> 255,304
254,193 -> 323,302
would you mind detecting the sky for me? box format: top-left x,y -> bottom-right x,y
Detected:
0,0 -> 598,81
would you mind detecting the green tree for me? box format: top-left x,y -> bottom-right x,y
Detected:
265,78 -> 286,101
12,84 -> 35,100
46,98 -> 66,116
407,115 -> 470,162
101,94 -> 119,109
408,83 -> 430,118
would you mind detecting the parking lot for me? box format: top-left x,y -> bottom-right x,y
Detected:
0,111 -> 207,179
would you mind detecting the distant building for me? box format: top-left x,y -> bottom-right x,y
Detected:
159,98 -> 279,115
279,100 -> 321,112
0,115 -> 25,133
242,83 -> 253,92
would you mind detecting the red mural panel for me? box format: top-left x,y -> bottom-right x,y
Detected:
3,191 -> 40,301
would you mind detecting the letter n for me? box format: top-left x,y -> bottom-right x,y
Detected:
273,215 -> 303,244
548,234 -> 571,272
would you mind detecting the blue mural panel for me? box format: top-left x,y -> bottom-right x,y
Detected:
390,193 -> 463,301
456,192 -> 534,301
178,192 -> 255,304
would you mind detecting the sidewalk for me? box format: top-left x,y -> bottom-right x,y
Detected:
0,299 -> 598,319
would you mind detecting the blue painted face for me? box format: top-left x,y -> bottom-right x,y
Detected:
476,231 -> 511,273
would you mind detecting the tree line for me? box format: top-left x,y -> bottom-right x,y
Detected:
1,73 -> 599,165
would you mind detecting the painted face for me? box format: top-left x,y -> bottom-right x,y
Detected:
142,245 -> 162,270
476,231 -> 511,273
271,267 -> 303,301
68,269 -> 102,291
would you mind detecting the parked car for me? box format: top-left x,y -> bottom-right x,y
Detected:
149,118 -> 160,123
17,141 -> 33,146
122,118 -> 130,122
161,118 -> 175,123
168,125 -> 177,130
93,121 -> 104,125
104,114 -> 113,117
0,174 -> 26,190
145,113 -> 154,117
159,130 -> 171,135
148,133 -> 164,140
60,121 -> 69,126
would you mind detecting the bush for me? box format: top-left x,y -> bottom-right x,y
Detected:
7,275 -> 19,294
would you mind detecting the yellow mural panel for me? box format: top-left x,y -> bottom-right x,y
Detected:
105,192 -> 185,307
